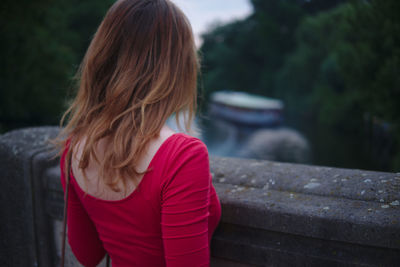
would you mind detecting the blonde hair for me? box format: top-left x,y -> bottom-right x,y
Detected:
53,0 -> 199,192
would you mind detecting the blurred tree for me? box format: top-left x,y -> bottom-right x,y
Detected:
200,0 -> 304,101
200,0 -> 400,171
0,0 -> 74,130
0,0 -> 113,132
277,0 -> 400,169
338,0 -> 400,169
275,4 -> 370,169
276,4 -> 358,129
200,0 -> 345,104
65,0 -> 115,59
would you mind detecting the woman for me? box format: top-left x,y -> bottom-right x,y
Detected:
55,0 -> 221,266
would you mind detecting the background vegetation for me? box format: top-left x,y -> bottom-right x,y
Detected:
1,0 -> 399,171
0,0 -> 114,131
201,0 -> 400,171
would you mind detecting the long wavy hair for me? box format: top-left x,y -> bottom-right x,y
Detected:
53,0 -> 199,193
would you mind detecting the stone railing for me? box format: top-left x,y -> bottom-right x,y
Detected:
0,127 -> 399,267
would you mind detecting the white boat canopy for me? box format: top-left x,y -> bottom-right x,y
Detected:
211,91 -> 284,110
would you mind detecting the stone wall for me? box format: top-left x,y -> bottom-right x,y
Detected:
0,127 -> 399,267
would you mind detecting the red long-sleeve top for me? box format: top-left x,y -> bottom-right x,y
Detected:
60,133 -> 222,267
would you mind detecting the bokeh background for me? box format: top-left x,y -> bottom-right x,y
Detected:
1,0 -> 399,172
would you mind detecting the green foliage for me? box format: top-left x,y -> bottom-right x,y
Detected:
340,0 -> 400,123
1,0 -> 73,128
338,0 -> 400,168
0,0 -> 114,132
200,0 -> 400,171
277,4 -> 361,129
200,0 -> 304,100
278,0 -> 400,168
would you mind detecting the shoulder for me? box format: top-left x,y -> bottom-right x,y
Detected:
169,133 -> 209,158
160,133 -> 211,191
161,133 -> 210,175
156,125 -> 207,154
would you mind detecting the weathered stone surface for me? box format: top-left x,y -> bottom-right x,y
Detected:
0,127 -> 60,267
210,156 -> 400,204
210,156 -> 400,265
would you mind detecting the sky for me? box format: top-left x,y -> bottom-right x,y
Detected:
172,0 -> 253,46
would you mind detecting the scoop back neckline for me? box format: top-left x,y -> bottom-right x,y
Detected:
69,132 -> 185,204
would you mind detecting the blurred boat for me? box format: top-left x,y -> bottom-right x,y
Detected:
209,91 -> 284,127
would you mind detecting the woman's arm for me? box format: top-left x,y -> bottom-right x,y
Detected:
60,145 -> 106,267
161,139 -> 211,267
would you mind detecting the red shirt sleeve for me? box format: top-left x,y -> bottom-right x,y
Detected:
60,142 -> 106,267
160,138 -> 211,267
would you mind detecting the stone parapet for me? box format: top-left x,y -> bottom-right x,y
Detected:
0,127 -> 399,266
209,157 -> 400,266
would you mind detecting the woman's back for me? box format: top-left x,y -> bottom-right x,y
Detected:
70,126 -> 177,201
61,131 -> 221,266
55,0 -> 222,265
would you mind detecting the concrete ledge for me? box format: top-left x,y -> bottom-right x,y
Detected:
210,158 -> 400,247
209,157 -> 399,265
1,127 -> 399,266
0,127 -> 60,267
